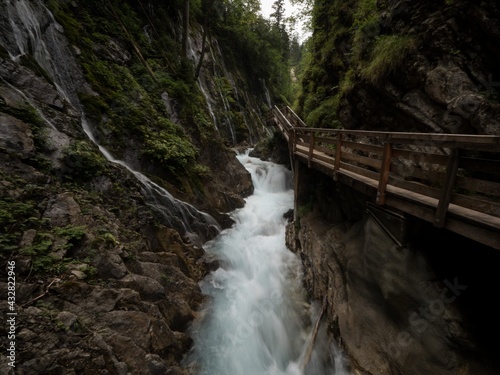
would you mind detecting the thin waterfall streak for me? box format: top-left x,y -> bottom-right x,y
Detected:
0,76 -> 58,131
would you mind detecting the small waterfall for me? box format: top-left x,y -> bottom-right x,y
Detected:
186,153 -> 350,375
198,74 -> 219,132
81,119 -> 220,244
216,80 -> 237,145
2,0 -> 219,243
187,35 -> 219,132
262,78 -> 273,108
212,40 -> 238,144
5,0 -> 48,62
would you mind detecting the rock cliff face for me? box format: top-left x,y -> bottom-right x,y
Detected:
0,0 -> 268,373
298,0 -> 500,135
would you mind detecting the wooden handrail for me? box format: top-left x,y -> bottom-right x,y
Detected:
269,105 -> 500,248
290,126 -> 500,146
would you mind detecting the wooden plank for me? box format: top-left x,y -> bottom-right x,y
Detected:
342,141 -> 384,155
451,194 -> 500,217
297,153 -> 336,178
312,151 -> 335,166
447,201 -> 500,231
314,136 -> 337,145
334,134 -> 342,181
389,165 -> 445,186
337,170 -> 378,197
315,145 -> 336,156
377,143 -> 392,205
341,151 -> 383,170
296,140 -> 309,148
292,128 -> 500,146
388,176 -> 441,199
340,162 -> 380,182
284,106 -> 307,127
392,148 -> 449,165
455,176 -> 500,197
435,148 -> 460,227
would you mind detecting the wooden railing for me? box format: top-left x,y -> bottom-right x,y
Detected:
269,106 -> 500,249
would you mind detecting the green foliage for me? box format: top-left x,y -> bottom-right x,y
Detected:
143,129 -> 198,172
215,2 -> 293,103
63,141 -> 107,181
296,0 -> 417,127
46,0 -> 82,43
99,232 -> 118,247
0,99 -> 49,150
352,0 -> 379,63
78,93 -> 109,123
0,198 -> 37,253
361,35 -> 416,85
305,96 -> 342,129
54,225 -> 87,247
20,237 -> 65,275
19,232 -> 62,274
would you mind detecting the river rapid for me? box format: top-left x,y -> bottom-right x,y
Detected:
187,152 -> 349,375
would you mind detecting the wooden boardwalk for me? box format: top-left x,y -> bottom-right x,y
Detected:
268,106 -> 500,250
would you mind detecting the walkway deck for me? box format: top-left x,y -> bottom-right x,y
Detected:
268,106 -> 500,250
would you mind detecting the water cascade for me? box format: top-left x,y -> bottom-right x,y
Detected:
187,153 -> 349,375
1,0 -> 219,243
262,78 -> 273,109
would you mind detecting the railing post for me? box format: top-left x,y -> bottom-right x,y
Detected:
288,128 -> 293,150
334,133 -> 342,181
308,132 -> 315,168
376,141 -> 392,205
435,147 -> 460,228
294,158 -> 300,222
293,129 -> 298,154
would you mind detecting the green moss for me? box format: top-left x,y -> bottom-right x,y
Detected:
306,96 -> 343,129
78,93 -> 109,123
143,129 -> 198,173
63,140 -> 108,181
361,35 -> 416,85
54,225 -> 87,247
46,0 -> 82,43
0,199 -> 36,229
352,0 -> 380,64
0,98 -> 49,150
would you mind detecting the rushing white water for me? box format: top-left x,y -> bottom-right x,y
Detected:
3,0 -> 219,243
187,153 -> 349,375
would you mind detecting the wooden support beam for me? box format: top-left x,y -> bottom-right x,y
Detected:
377,142 -> 392,205
334,134 -> 342,181
435,148 -> 460,227
308,132 -> 315,168
294,158 -> 300,223
292,129 -> 298,155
